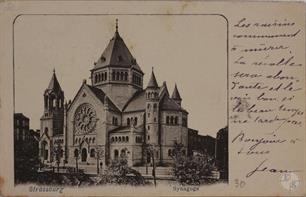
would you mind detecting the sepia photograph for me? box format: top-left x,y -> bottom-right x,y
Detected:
13,15 -> 228,188
0,0 -> 304,196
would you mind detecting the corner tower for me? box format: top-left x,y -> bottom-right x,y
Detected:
90,19 -> 144,109
145,69 -> 161,161
171,84 -> 182,106
41,69 -> 64,137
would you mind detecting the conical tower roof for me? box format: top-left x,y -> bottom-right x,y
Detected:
171,84 -> 182,100
160,81 -> 169,97
147,69 -> 158,88
46,69 -> 62,93
93,19 -> 143,73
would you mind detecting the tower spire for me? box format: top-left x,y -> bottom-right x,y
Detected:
147,68 -> 158,88
115,18 -> 118,33
172,83 -> 182,100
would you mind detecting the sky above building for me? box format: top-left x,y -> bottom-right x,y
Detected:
14,15 -> 227,137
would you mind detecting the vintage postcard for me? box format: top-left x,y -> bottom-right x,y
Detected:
0,0 -> 305,196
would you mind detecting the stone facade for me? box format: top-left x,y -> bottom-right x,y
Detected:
38,22 -> 211,172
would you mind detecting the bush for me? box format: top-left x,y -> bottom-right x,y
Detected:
171,142 -> 216,185
36,171 -> 95,186
96,157 -> 148,186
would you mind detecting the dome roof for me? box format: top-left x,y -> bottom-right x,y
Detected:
93,20 -> 143,74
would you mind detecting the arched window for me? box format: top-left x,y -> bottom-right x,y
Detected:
105,72 -> 107,80
124,72 -> 128,81
166,116 -> 169,124
53,99 -> 56,108
114,149 -> 119,158
170,116 -> 174,125
175,117 -> 178,125
90,149 -> 95,157
44,96 -> 48,108
74,149 -> 79,158
168,149 -> 172,156
93,138 -> 95,143
95,74 -> 98,83
126,136 -> 129,142
89,138 -> 92,144
147,104 -> 151,110
153,103 -> 157,112
127,118 -> 130,126
120,72 -> 124,80
111,137 -> 114,142
121,149 -> 126,157
115,136 -> 118,142
113,117 -> 118,125
112,72 -> 115,80
101,73 -> 104,81
134,117 -> 138,126
119,136 -> 121,142
116,72 -> 120,80
122,136 -> 125,142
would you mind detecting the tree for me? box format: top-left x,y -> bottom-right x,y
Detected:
144,144 -> 157,187
74,148 -> 80,173
94,147 -> 104,174
52,142 -> 63,173
171,142 -> 216,185
96,154 -> 147,186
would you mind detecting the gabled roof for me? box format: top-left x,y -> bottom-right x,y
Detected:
93,25 -> 143,74
109,124 -> 144,134
171,84 -> 182,100
87,85 -> 120,112
147,70 -> 158,88
123,90 -> 146,112
160,95 -> 187,113
67,82 -> 120,113
159,81 -> 169,99
109,126 -> 130,133
45,70 -> 63,94
87,85 -> 106,103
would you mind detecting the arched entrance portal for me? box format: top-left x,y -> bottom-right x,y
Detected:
114,149 -> 119,159
41,141 -> 48,160
81,148 -> 87,162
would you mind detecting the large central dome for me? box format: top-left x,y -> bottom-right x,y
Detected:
92,20 -> 143,74
89,19 -> 145,110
